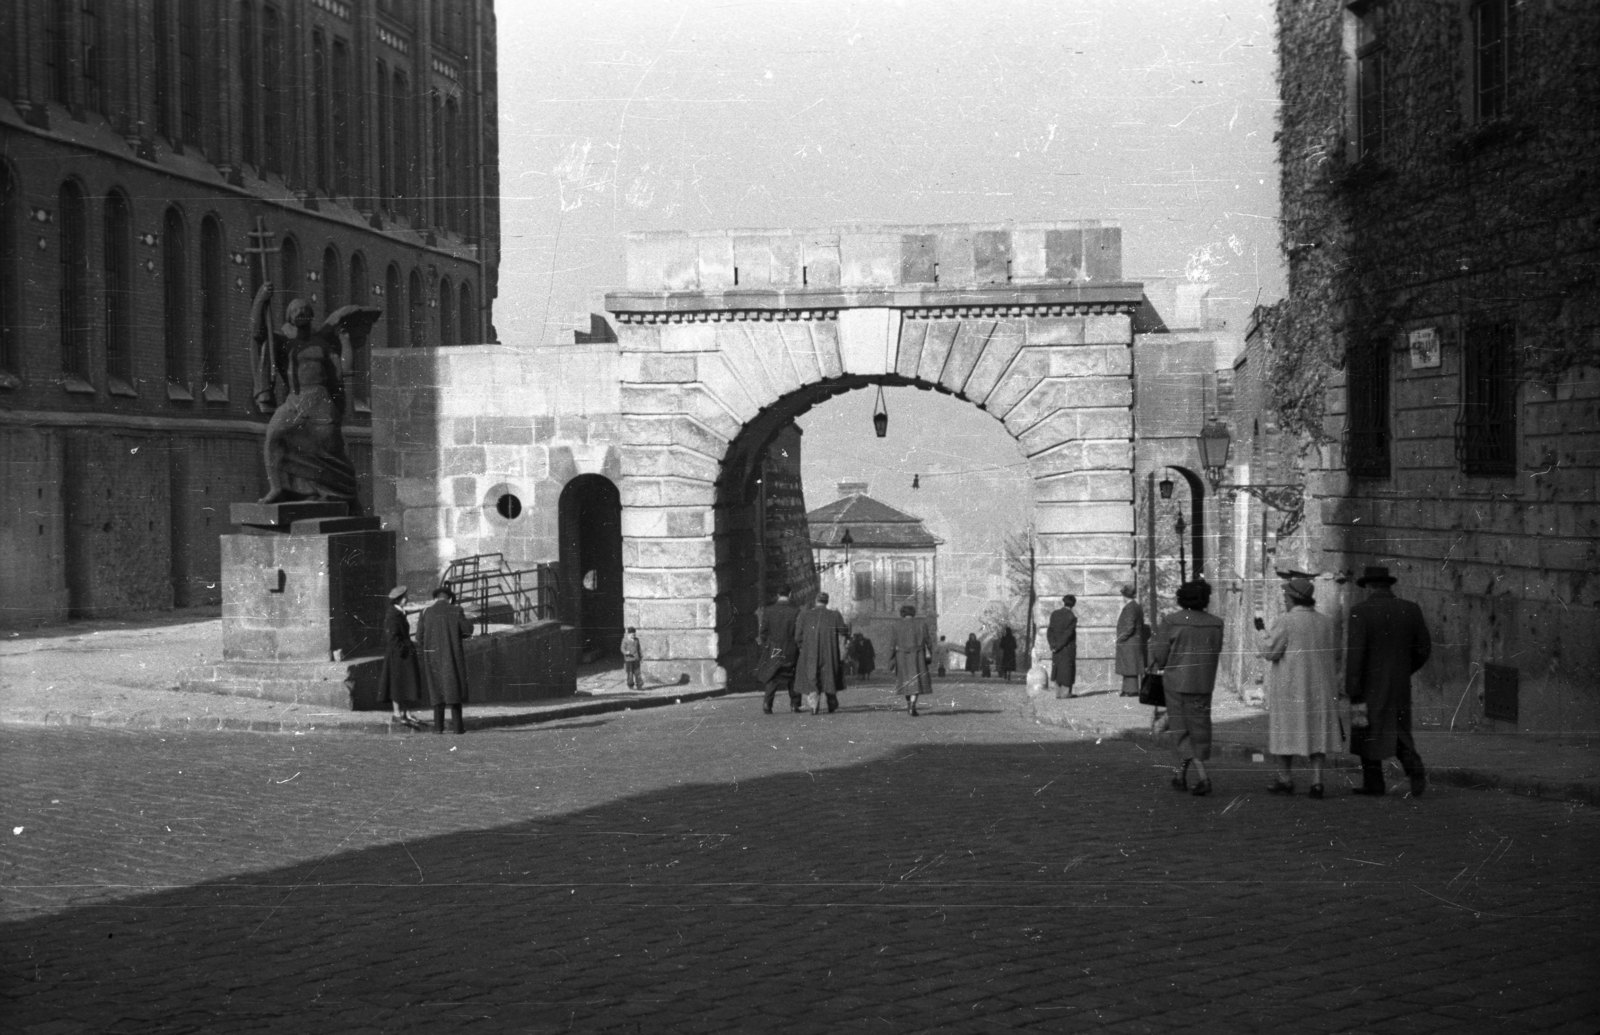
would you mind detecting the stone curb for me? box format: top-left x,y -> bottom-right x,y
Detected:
0,686 -> 740,736
1119,729 -> 1600,808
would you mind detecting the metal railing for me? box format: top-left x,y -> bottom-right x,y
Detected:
438,554 -> 558,634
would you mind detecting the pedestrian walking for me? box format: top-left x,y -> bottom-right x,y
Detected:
417,586 -> 473,735
1258,577 -> 1343,799
997,626 -> 1018,683
1115,584 -> 1146,697
755,584 -> 801,714
964,633 -> 982,675
620,626 -> 643,690
937,636 -> 948,677
1149,580 -> 1225,795
1345,566 -> 1432,797
1047,595 -> 1078,698
378,586 -> 423,729
889,604 -> 934,716
854,633 -> 876,679
980,636 -> 993,679
795,592 -> 849,714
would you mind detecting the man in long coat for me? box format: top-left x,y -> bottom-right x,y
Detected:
756,584 -> 801,714
795,591 -> 849,714
963,633 -> 982,675
1345,566 -> 1432,796
1115,584 -> 1147,697
1046,595 -> 1078,698
378,586 -> 422,728
417,586 -> 473,734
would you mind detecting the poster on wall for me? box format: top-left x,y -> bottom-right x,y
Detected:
1409,327 -> 1441,369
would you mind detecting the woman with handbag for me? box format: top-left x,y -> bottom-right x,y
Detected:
1148,580 -> 1225,796
888,604 -> 934,717
1258,577 -> 1343,799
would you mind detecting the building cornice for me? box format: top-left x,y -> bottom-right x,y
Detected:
606,284 -> 1145,324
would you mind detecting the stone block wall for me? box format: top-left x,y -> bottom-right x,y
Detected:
372,344 -> 624,595
1277,0 -> 1600,731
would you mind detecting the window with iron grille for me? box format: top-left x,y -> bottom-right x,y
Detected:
1344,337 -> 1390,478
1474,0 -> 1519,121
1457,319 -> 1517,476
1348,2 -> 1385,158
853,565 -> 872,602
893,563 -> 915,598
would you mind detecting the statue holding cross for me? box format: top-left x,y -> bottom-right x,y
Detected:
245,218 -> 382,510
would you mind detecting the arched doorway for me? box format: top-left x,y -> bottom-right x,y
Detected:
558,474 -> 624,659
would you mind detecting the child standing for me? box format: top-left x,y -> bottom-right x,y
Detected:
620,626 -> 643,690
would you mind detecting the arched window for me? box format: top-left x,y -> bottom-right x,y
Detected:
408,269 -> 425,347
261,5 -> 284,176
458,282 -> 474,344
58,182 -> 89,382
162,206 -> 189,389
154,0 -> 172,141
321,244 -> 340,312
279,235 -> 300,316
348,252 -> 367,305
103,192 -> 133,388
178,0 -> 201,146
430,92 -> 444,228
0,164 -> 18,379
439,277 -> 453,348
443,99 -> 458,232
239,1 -> 258,166
49,5 -> 71,105
385,263 -> 403,348
200,215 -> 224,389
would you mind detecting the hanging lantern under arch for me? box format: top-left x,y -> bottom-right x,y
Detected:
872,385 -> 888,438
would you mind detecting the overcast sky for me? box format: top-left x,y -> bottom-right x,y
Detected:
495,0 -> 1283,343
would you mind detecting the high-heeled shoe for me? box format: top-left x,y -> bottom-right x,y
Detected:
1190,778 -> 1213,797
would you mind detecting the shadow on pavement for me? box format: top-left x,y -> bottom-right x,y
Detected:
4,737 -> 1598,1033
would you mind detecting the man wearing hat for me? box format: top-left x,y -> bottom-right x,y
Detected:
1345,566 -> 1432,796
378,586 -> 422,729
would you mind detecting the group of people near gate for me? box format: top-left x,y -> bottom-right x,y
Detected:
1095,566 -> 1433,799
755,585 -> 939,717
958,629 -> 1022,682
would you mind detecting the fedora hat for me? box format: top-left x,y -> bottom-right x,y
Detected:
1283,577 -> 1316,603
1355,565 -> 1397,587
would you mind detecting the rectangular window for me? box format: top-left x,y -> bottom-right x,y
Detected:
1474,0 -> 1517,121
154,0 -> 172,140
312,31 -> 328,192
178,0 -> 201,145
376,61 -> 391,203
1350,1 -> 1384,157
163,209 -> 188,387
853,566 -> 872,602
1344,337 -> 1390,478
103,195 -> 132,385
332,40 -> 352,197
240,2 -> 258,166
50,5 -> 73,105
1457,320 -> 1517,476
893,564 -> 914,598
200,217 -> 224,386
59,185 -> 89,381
80,1 -> 104,114
261,6 -> 283,176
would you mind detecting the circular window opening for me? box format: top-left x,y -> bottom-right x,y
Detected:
495,493 -> 523,520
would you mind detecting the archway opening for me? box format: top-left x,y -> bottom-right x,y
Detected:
713,374 -> 1037,686
558,474 -> 624,660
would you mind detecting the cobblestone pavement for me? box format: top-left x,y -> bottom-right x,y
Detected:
3,683 -> 1597,1034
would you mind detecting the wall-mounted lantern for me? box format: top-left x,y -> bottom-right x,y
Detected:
1198,419 -> 1232,489
1158,476 -> 1174,500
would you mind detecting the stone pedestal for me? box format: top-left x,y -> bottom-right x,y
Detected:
179,503 -> 396,708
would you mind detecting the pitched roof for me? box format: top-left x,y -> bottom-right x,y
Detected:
807,493 -> 942,549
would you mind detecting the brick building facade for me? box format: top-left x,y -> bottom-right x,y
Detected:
1272,0 -> 1599,731
0,0 -> 500,625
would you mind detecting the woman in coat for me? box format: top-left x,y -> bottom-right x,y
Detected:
997,626 -> 1018,683
417,586 -> 474,734
855,634 -> 876,678
1149,580 -> 1225,796
888,604 -> 934,716
1258,577 -> 1343,799
378,586 -> 422,728
964,633 -> 982,675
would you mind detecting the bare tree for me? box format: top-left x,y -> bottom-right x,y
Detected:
1002,521 -> 1040,658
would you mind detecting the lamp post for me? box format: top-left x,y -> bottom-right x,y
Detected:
1175,513 -> 1188,585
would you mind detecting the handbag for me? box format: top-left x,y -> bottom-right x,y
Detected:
1138,670 -> 1166,707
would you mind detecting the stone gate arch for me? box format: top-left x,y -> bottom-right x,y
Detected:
607,223 -> 1144,688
